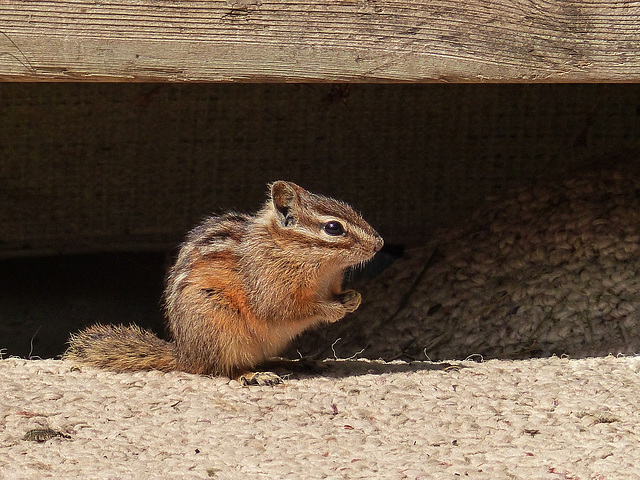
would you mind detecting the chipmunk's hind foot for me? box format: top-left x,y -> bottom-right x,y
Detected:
238,371 -> 284,386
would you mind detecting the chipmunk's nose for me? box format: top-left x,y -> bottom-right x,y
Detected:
373,234 -> 384,252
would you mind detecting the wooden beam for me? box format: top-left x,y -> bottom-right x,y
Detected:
1,1 -> 639,82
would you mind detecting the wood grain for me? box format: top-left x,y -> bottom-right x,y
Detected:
0,0 -> 639,82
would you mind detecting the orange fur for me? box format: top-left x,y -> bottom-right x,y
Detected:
64,181 -> 383,385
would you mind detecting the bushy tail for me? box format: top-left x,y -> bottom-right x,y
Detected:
63,324 -> 178,373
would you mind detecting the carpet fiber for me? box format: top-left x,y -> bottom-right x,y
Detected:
2,356 -> 639,479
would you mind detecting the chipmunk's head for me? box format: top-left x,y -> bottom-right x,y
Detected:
266,181 -> 383,267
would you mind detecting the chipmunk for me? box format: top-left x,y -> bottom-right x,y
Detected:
64,181 -> 383,385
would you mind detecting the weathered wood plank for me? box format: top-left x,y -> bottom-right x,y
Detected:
0,0 -> 639,82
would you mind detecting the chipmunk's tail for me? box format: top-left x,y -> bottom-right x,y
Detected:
63,324 -> 178,372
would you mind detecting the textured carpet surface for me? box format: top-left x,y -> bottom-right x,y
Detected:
2,356 -> 639,479
3,84 -> 640,255
290,168 -> 640,363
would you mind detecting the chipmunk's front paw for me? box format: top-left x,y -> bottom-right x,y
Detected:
338,290 -> 362,313
239,371 -> 283,387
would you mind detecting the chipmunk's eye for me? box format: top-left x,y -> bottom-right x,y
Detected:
323,221 -> 344,236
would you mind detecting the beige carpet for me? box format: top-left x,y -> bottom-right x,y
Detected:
2,356 -> 639,479
290,168 -> 640,364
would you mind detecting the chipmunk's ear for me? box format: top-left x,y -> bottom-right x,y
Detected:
271,181 -> 301,226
